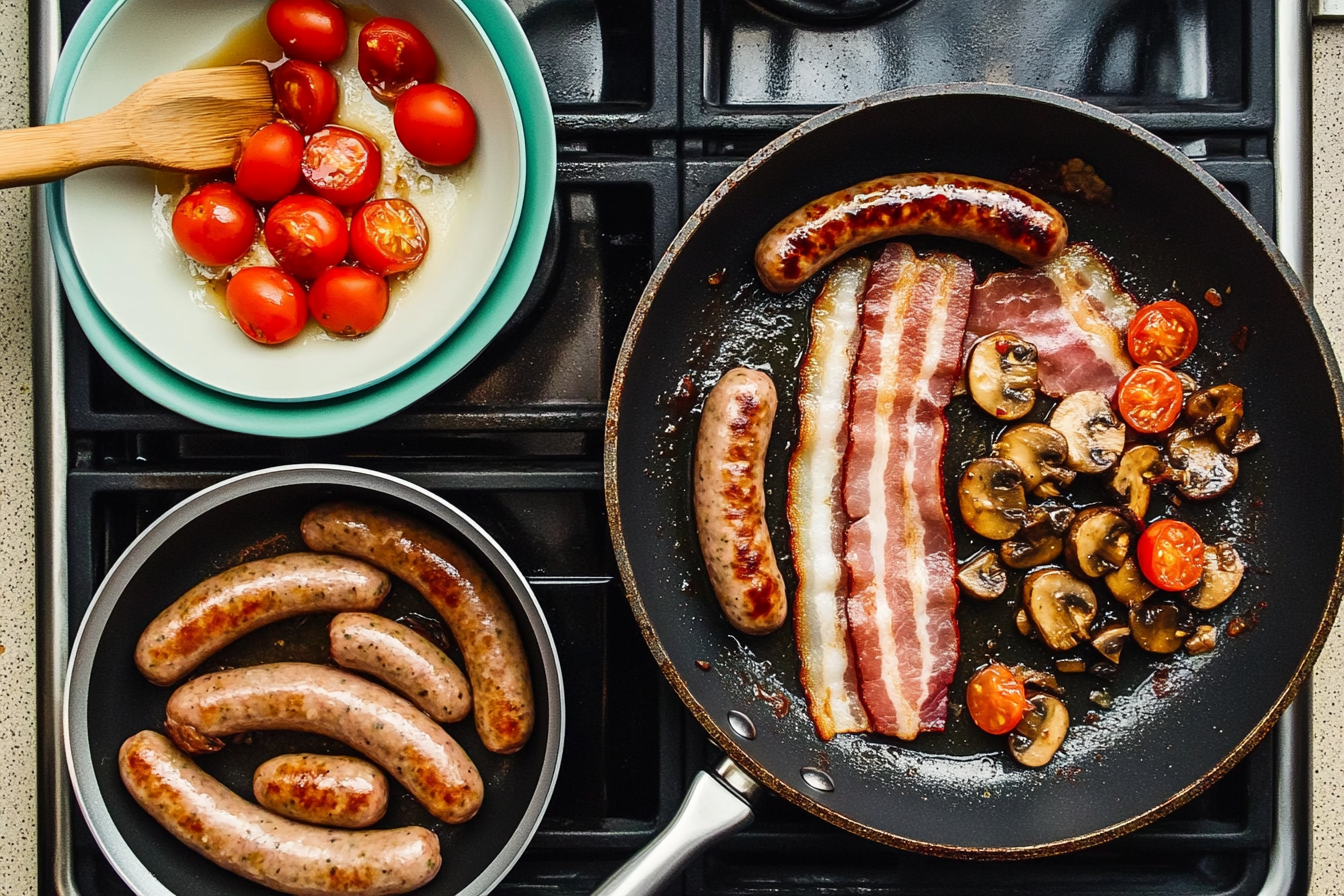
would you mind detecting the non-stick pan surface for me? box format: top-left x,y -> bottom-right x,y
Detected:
66,465 -> 564,895
606,84 -> 1344,856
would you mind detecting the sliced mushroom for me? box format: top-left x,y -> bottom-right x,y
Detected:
1104,556 -> 1156,609
1186,542 -> 1245,610
1167,427 -> 1238,500
1109,444 -> 1166,518
1049,391 -> 1126,473
1230,428 -> 1261,455
1129,602 -> 1191,654
1065,506 -> 1136,579
1175,370 -> 1199,398
999,505 -> 1074,569
992,424 -> 1077,498
1091,622 -> 1130,664
958,551 -> 1008,600
1011,665 -> 1063,695
1015,607 -> 1035,638
958,458 -> 1028,539
1009,693 -> 1069,767
1186,624 -> 1218,655
968,332 -> 1039,420
1023,569 -> 1098,651
1185,384 -> 1244,452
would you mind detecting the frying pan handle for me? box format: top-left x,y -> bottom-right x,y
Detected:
592,755 -> 760,896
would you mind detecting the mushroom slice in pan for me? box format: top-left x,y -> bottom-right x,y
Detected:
1050,390 -> 1126,474
1000,505 -> 1074,570
1185,384 -> 1244,452
1105,555 -> 1156,609
1129,602 -> 1191,654
1167,427 -> 1238,500
1109,444 -> 1166,519
968,332 -> 1039,421
1065,506 -> 1136,579
1009,693 -> 1069,767
1186,624 -> 1218,655
1186,542 -> 1245,610
958,551 -> 1008,601
958,458 -> 1028,540
1023,569 -> 1098,651
1015,607 -> 1035,638
1011,665 -> 1063,695
993,424 -> 1077,498
1091,622 -> 1131,664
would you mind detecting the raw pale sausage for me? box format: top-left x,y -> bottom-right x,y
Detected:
329,612 -> 472,724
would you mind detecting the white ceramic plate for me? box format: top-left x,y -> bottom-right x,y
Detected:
62,0 -> 523,402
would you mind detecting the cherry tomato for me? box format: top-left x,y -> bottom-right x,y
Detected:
266,0 -> 347,63
1128,300 -> 1199,367
308,266 -> 389,337
393,84 -> 476,167
226,266 -> 308,344
966,663 -> 1028,736
1138,519 -> 1206,592
233,122 -> 304,203
357,17 -> 436,101
271,59 -> 339,135
302,126 -> 382,207
263,194 -> 350,281
1116,363 -> 1185,434
349,198 -> 428,275
171,183 -> 257,267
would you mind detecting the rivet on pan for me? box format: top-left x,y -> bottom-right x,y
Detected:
801,767 -> 834,793
727,710 -> 756,740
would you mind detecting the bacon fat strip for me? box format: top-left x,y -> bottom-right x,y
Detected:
253,753 -> 389,829
164,662 -> 484,824
135,553 -> 390,686
843,242 -> 973,740
755,173 -> 1068,293
330,612 -> 472,724
788,257 -> 872,740
120,731 -> 440,896
694,368 -> 788,635
301,502 -> 534,754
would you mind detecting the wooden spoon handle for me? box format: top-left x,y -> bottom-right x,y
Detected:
0,113 -> 137,189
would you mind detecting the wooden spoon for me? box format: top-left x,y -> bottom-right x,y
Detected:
0,64 -> 273,189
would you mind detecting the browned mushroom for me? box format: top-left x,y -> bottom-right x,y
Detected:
958,458 -> 1028,539
1104,556 -> 1156,609
1167,427 -> 1238,500
1023,569 -> 1098,651
1129,602 -> 1191,654
1090,622 -> 1130,664
1050,391 -> 1126,473
1186,542 -> 1245,610
968,332 -> 1039,420
999,505 -> 1074,569
1011,665 -> 1063,695
993,424 -> 1076,498
1185,384 -> 1244,452
1065,506 -> 1136,579
958,551 -> 1008,601
1009,694 -> 1069,767
1186,624 -> 1218,655
1015,607 -> 1035,638
1109,445 -> 1166,518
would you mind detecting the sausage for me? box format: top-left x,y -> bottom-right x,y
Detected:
119,731 -> 439,896
754,172 -> 1069,293
693,368 -> 787,635
301,503 -> 533,754
135,552 -> 390,686
329,612 -> 472,724
164,662 -> 483,824
253,753 -> 389,829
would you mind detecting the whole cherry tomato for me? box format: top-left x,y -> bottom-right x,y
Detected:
171,183 -> 257,267
349,198 -> 428,275
263,194 -> 350,281
1128,300 -> 1199,367
308,266 -> 389,337
233,122 -> 304,203
1138,519 -> 1206,592
393,84 -> 476,167
966,663 -> 1028,735
226,266 -> 308,344
357,17 -> 436,101
302,126 -> 382,207
271,59 -> 339,135
1116,363 -> 1185,434
266,0 -> 347,63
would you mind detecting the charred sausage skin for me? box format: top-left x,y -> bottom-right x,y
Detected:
329,612 -> 472,724
253,753 -> 389,829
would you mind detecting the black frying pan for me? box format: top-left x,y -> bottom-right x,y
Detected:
604,84 -> 1344,863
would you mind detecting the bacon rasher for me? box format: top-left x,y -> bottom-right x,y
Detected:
843,242 -> 973,740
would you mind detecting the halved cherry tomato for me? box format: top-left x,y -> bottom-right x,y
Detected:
1137,519 -> 1206,592
357,17 -> 436,101
171,183 -> 256,267
966,663 -> 1028,735
266,0 -> 347,63
308,266 -> 389,337
271,59 -> 339,135
393,84 -> 476,167
350,199 -> 428,275
1127,300 -> 1199,367
264,195 -> 349,280
1116,363 -> 1185,434
226,266 -> 308,344
302,126 -> 382,207
233,122 -> 304,203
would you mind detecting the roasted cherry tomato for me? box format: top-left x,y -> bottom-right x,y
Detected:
171,183 -> 257,267
966,663 -> 1028,736
1138,519 -> 1206,592
1128,300 -> 1199,367
263,194 -> 350,281
266,0 -> 347,63
1116,363 -> 1185,434
357,16 -> 436,101
233,122 -> 304,203
308,266 -> 389,337
302,126 -> 382,207
393,84 -> 476,167
271,59 -> 339,135
226,266 -> 308,344
350,198 -> 428,275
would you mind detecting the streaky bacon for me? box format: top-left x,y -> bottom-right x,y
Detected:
843,242 -> 972,740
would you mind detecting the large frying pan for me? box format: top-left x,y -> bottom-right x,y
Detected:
602,84 -> 1344,880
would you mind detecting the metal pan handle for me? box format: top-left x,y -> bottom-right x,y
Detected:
592,755 -> 760,896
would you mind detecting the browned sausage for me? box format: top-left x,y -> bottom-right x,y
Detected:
120,731 -> 440,896
301,503 -> 533,754
330,612 -> 472,724
754,172 -> 1069,293
253,753 -> 389,829
693,368 -> 787,635
164,662 -> 483,824
135,552 -> 390,686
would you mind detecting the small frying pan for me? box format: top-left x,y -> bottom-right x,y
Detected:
64,464 -> 564,896
602,83 -> 1344,882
